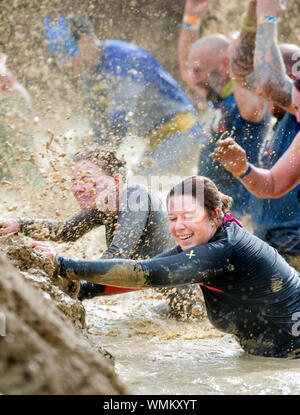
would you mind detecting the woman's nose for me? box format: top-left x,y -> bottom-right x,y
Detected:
175,218 -> 186,230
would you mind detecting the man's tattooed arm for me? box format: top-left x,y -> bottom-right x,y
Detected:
230,30 -> 257,92
254,22 -> 293,109
230,0 -> 258,91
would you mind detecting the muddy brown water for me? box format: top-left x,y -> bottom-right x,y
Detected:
84,290 -> 300,395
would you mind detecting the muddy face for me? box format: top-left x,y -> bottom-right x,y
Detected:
167,194 -> 217,250
71,159 -> 119,214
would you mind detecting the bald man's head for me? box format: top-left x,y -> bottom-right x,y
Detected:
190,34 -> 230,59
188,34 -> 231,101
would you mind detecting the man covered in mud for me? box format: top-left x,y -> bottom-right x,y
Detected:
179,0 -> 300,267
43,14 -> 206,176
0,147 -> 205,320
211,0 -> 300,266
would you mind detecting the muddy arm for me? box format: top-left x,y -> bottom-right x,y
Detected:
19,209 -> 105,242
56,240 -> 231,288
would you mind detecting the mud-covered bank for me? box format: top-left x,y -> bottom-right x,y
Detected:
0,248 -> 126,394
0,235 -> 85,329
0,230 -> 126,394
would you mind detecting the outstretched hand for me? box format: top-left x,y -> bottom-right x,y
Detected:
0,219 -> 20,236
184,0 -> 211,17
29,241 -> 57,261
210,138 -> 249,177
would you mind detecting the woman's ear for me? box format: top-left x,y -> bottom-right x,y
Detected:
215,207 -> 221,218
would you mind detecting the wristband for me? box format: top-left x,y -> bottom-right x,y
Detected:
240,12 -> 257,33
258,15 -> 277,24
234,163 -> 252,179
182,14 -> 200,31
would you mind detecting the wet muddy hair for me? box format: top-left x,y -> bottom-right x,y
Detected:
166,176 -> 232,221
73,147 -> 127,179
65,15 -> 96,42
294,76 -> 300,93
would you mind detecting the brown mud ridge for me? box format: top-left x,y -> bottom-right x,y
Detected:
0,235 -> 125,394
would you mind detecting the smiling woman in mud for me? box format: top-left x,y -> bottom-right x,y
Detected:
30,175 -> 300,359
0,147 -> 204,319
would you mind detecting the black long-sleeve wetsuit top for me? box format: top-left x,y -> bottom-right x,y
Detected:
18,184 -> 176,298
18,184 -> 174,259
56,221 -> 300,357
